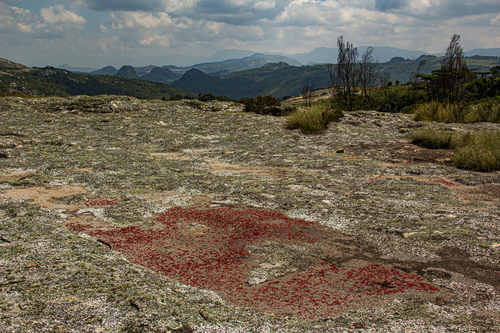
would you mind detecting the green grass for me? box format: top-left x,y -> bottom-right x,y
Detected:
410,128 -> 500,171
285,105 -> 343,134
413,100 -> 500,123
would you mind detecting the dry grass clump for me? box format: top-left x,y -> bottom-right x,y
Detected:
413,101 -> 500,123
454,131 -> 500,171
413,101 -> 469,123
409,127 -> 457,149
465,102 -> 500,123
285,105 -> 343,134
410,128 -> 500,171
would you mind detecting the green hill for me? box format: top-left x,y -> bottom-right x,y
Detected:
0,60 -> 194,99
172,62 -> 330,99
172,56 -> 500,99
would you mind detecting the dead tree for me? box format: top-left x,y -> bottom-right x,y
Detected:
328,36 -> 359,111
301,82 -> 315,107
358,46 -> 378,110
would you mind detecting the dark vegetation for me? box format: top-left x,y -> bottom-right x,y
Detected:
0,65 -> 194,99
240,95 -> 296,116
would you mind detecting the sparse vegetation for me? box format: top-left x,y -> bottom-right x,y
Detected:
410,128 -> 500,171
413,100 -> 500,123
285,105 -> 343,134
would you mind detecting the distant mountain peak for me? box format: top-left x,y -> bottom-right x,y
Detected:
261,62 -> 291,69
116,65 -> 138,79
92,66 -> 118,76
183,68 -> 209,78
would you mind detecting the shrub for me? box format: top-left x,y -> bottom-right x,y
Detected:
199,93 -> 232,102
240,95 -> 294,116
453,131 -> 500,171
285,105 -> 343,134
169,93 -> 183,101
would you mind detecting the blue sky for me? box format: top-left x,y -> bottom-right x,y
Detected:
1,0 -> 499,68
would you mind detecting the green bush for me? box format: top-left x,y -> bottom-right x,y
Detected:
285,105 -> 343,134
453,131 -> 500,171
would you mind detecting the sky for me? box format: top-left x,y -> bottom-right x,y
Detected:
1,0 -> 499,68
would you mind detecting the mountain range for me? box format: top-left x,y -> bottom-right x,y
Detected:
58,47 -> 500,74
3,49 -> 499,101
0,58 -> 194,100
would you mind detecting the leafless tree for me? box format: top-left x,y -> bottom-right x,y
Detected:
301,82 -> 315,107
358,46 -> 378,110
328,36 -> 359,111
439,34 -> 472,103
409,59 -> 426,103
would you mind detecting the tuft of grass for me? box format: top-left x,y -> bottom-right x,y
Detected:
409,127 -> 458,149
413,100 -> 500,124
410,128 -> 500,171
464,102 -> 500,123
453,131 -> 500,172
413,101 -> 469,123
285,106 -> 343,134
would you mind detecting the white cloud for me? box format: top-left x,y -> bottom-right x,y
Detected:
139,34 -> 170,47
96,35 -> 121,52
110,11 -> 173,29
491,13 -> 500,26
40,5 -> 86,25
16,22 -> 31,33
254,1 -> 276,10
0,4 -> 31,31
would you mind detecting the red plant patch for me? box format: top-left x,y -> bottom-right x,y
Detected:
67,206 -> 439,320
84,197 -> 123,207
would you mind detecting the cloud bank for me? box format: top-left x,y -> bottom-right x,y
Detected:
1,0 -> 499,67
